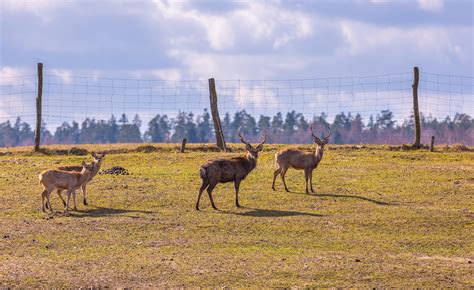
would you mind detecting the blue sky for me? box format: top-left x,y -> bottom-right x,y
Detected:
0,0 -> 473,128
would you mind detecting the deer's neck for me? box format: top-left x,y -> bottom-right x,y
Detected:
91,161 -> 102,178
314,145 -> 324,160
79,169 -> 91,184
245,153 -> 258,170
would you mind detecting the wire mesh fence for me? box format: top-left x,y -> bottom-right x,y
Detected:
0,67 -> 473,146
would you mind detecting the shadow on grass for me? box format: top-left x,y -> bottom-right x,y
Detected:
222,206 -> 323,217
311,192 -> 392,205
68,206 -> 157,218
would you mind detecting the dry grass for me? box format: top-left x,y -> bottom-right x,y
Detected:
0,144 -> 473,287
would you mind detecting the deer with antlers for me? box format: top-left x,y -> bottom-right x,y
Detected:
196,127 -> 266,210
272,124 -> 331,193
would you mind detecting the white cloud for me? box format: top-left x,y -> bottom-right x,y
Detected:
338,18 -> 471,67
49,69 -> 73,85
0,67 -> 31,85
0,67 -> 36,123
152,0 -> 312,51
417,0 -> 444,12
232,86 -> 279,110
150,68 -> 182,81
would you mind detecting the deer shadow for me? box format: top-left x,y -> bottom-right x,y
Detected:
221,206 -> 323,218
67,206 -> 158,218
306,192 -> 393,206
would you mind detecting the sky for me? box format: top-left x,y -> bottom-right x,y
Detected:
0,0 -> 473,129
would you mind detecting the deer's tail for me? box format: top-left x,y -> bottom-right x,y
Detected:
199,167 -> 209,182
274,152 -> 280,168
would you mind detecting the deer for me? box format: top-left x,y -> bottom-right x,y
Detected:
272,124 -> 331,194
48,152 -> 106,209
39,161 -> 95,212
196,127 -> 266,210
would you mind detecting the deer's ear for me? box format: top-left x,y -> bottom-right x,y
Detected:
82,161 -> 86,166
256,144 -> 264,151
246,144 -> 252,151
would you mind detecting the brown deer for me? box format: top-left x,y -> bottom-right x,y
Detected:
51,152 -> 106,208
196,127 -> 266,210
272,125 -> 331,193
39,161 -> 95,212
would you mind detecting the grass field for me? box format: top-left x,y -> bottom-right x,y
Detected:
0,144 -> 473,287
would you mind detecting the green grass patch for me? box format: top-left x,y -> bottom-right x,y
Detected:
0,144 -> 472,287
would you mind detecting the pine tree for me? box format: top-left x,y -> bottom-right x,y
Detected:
258,115 -> 271,131
186,113 -> 199,143
197,109 -> 213,142
116,114 -> 142,143
108,115 -> 118,143
171,112 -> 187,142
222,112 -> 232,142
119,114 -> 128,126
145,114 -> 170,142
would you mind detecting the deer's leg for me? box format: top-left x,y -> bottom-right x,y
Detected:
196,179 -> 209,210
44,188 -> 49,210
46,189 -> 53,213
304,168 -> 310,194
272,168 -> 281,191
65,190 -> 72,212
56,189 -> 66,207
41,190 -> 47,212
234,179 -> 241,208
310,169 -> 315,193
82,184 -> 88,206
281,167 -> 290,192
72,190 -> 77,211
206,183 -> 218,210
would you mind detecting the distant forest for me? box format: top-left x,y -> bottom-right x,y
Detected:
1,109 -> 473,146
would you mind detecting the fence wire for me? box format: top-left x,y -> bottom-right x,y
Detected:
0,70 -> 473,145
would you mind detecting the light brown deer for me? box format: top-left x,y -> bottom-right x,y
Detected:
272,125 -> 331,193
39,161 -> 95,212
52,152 -> 106,207
196,127 -> 266,210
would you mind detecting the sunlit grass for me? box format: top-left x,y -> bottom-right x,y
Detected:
0,144 -> 472,287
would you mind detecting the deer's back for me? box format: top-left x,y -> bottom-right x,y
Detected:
58,165 -> 82,172
276,149 -> 316,169
39,169 -> 84,189
202,157 -> 255,183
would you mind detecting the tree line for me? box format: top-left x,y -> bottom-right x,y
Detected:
1,109 -> 473,147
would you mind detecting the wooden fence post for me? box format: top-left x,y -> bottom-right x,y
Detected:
208,78 -> 226,151
430,136 -> 435,152
34,63 -> 43,151
412,66 -> 421,148
180,138 -> 187,153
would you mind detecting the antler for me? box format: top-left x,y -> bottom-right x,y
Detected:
323,126 -> 332,141
310,123 -> 320,141
237,125 -> 250,146
258,129 -> 267,147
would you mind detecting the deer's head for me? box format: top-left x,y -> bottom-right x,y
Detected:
81,161 -> 95,173
310,124 -> 331,149
91,152 -> 106,165
238,126 -> 267,159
